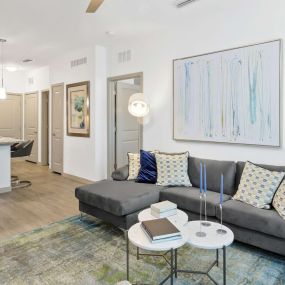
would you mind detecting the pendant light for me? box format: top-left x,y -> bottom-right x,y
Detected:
128,93 -> 150,118
0,39 -> 7,100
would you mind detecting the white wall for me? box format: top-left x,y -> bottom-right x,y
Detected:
108,0 -> 285,166
50,45 -> 107,181
4,70 -> 26,94
94,46 -> 108,180
25,66 -> 50,92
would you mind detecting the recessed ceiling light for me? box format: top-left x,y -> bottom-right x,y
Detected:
6,66 -> 18,72
22,59 -> 33,63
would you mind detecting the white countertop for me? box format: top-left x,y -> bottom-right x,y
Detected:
0,137 -> 21,145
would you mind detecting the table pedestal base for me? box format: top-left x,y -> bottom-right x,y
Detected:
136,247 -> 172,266
176,247 -> 227,285
126,232 -> 176,285
127,237 -> 227,285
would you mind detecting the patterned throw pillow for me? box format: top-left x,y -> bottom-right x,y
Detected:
273,180 -> 285,220
127,153 -> 140,180
233,161 -> 284,209
155,152 -> 191,186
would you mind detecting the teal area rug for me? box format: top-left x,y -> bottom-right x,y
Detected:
0,216 -> 284,285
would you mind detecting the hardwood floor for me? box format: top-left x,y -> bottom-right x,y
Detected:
0,161 -> 85,240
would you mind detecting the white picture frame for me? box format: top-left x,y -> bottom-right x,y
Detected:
173,40 -> 281,146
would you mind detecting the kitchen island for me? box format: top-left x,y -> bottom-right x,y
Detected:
0,137 -> 20,193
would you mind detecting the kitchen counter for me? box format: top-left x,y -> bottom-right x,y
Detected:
0,137 -> 21,193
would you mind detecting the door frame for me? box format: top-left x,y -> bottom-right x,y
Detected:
24,91 -> 39,163
41,89 -> 49,166
51,83 -> 64,173
107,72 -> 143,178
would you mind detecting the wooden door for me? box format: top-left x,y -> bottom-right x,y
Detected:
116,82 -> 140,168
51,84 -> 64,174
25,92 -> 38,163
0,94 -> 22,139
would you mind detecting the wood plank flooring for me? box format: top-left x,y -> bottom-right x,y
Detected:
0,161 -> 86,240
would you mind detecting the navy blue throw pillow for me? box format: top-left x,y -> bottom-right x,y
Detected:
136,150 -> 157,184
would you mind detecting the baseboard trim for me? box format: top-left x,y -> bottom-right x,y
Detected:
0,186 -> 11,194
62,173 -> 94,184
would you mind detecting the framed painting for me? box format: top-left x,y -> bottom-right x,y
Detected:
66,81 -> 90,137
173,40 -> 281,146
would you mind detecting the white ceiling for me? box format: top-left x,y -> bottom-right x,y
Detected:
0,0 -> 213,69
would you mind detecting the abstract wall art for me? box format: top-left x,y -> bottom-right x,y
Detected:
66,81 -> 90,137
173,40 -> 281,146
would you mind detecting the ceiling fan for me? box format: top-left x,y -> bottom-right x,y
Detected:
176,0 -> 197,7
86,0 -> 104,13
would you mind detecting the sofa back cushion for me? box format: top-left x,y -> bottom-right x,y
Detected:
188,156 -> 236,196
236,161 -> 285,190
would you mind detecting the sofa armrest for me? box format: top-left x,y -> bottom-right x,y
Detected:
112,165 -> 129,181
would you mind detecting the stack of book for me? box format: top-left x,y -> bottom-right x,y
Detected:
141,218 -> 182,244
151,200 -> 177,218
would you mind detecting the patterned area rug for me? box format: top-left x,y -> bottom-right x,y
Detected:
0,216 -> 284,285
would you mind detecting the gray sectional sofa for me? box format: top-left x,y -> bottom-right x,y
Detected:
75,156 -> 285,256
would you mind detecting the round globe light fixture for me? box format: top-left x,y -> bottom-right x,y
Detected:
6,66 -> 18,72
128,93 -> 149,118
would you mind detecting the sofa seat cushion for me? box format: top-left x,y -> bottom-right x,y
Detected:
75,180 -> 162,216
218,200 -> 285,239
160,187 -> 231,216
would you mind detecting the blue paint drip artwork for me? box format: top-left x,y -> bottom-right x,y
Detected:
174,40 -> 280,146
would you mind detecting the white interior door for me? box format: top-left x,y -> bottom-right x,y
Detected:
25,92 -> 38,163
116,82 -> 141,168
0,94 -> 22,139
51,84 -> 64,174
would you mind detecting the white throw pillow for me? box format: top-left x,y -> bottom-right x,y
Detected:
233,161 -> 284,209
127,153 -> 140,180
155,152 -> 191,187
273,180 -> 285,220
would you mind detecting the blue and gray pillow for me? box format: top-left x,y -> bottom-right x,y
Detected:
136,150 -> 157,184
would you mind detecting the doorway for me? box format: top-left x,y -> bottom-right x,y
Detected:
0,93 -> 22,139
51,83 -> 64,174
25,92 -> 38,163
107,72 -> 143,177
41,90 -> 49,166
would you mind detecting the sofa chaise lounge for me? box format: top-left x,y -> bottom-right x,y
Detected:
75,156 -> 285,256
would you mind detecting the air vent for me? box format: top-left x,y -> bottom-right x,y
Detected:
118,50 -> 131,63
70,57 -> 87,68
28,77 -> 34,85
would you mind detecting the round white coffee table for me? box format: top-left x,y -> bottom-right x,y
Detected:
126,222 -> 188,285
178,221 -> 234,285
138,208 -> 188,227
137,208 -> 188,262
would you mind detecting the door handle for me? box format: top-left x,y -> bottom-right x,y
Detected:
34,131 -> 38,134
52,133 -> 56,136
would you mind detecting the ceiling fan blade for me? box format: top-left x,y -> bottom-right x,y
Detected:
86,0 -> 104,13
